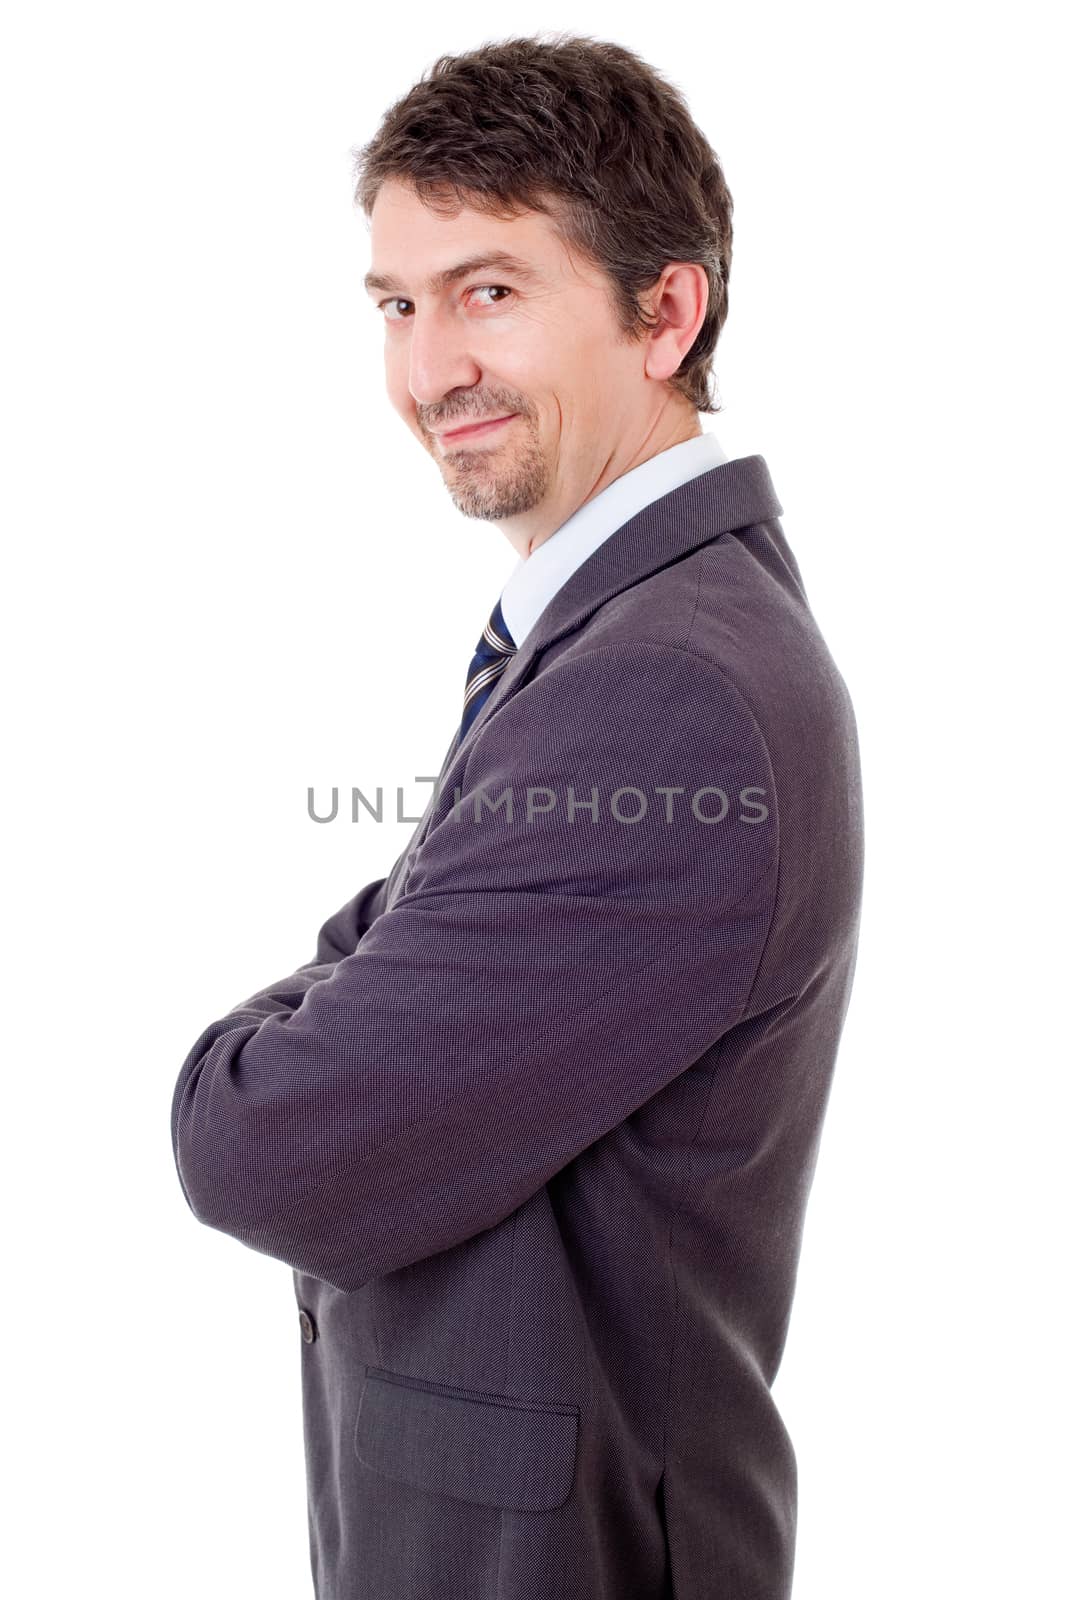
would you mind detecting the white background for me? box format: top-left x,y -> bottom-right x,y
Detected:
3,2 -> 1062,1595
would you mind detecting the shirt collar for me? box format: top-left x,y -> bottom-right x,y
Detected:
499,429 -> 729,648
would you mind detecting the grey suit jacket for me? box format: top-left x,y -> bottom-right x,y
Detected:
171,453 -> 864,1600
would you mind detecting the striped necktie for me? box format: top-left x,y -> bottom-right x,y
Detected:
459,595 -> 517,745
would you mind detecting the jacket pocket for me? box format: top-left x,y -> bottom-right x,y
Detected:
354,1365 -> 579,1513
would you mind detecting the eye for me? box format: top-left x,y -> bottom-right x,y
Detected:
379,297 -> 414,321
467,284 -> 512,307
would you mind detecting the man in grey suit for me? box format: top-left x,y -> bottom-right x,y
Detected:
171,33 -> 864,1600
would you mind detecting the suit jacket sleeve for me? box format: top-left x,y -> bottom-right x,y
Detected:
313,874 -> 390,963
170,642 -> 780,1293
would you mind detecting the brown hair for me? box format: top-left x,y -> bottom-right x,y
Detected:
351,33 -> 733,413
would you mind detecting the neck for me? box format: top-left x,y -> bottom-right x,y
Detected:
502,400 -> 703,559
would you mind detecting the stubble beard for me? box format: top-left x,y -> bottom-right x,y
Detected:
438,417 -> 549,521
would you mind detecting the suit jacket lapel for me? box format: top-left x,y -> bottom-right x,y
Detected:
457,453 -> 782,752
402,453 -> 782,864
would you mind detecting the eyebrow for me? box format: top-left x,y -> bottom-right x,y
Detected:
363,250 -> 543,297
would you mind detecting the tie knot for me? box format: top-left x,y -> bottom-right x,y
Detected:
475,596 -> 517,662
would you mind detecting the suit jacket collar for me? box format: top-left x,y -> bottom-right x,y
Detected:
459,453 -> 781,749
499,430 -> 730,649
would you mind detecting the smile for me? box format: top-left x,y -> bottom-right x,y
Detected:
435,414 -> 518,446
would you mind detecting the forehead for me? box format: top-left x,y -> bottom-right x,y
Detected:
365,178 -> 570,294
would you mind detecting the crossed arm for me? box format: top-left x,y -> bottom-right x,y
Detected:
169,644 -> 779,1293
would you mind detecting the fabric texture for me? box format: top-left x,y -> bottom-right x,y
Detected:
170,453 -> 865,1600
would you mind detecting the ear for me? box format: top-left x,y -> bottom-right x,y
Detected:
642,263 -> 709,382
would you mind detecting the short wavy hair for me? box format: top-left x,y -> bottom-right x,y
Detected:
351,33 -> 733,413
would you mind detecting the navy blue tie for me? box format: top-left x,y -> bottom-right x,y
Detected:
459,596 -> 517,745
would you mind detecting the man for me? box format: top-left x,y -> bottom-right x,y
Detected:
171,33 -> 864,1600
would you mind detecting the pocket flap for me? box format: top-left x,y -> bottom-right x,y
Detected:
354,1366 -> 579,1512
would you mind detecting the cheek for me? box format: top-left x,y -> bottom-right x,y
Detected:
383,355 -> 409,413
503,319 -> 595,396
474,314 -> 552,384
389,386 -> 423,438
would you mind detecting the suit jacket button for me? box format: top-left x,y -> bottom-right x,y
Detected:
298,1308 -> 317,1344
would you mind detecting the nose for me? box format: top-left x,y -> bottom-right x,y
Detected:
406,300 -> 481,407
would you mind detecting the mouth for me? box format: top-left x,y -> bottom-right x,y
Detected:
433,413 -> 518,446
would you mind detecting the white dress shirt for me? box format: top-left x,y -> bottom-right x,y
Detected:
499,428 -> 729,648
